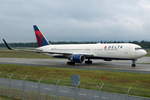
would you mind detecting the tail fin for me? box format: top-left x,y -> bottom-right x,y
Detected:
33,25 -> 49,47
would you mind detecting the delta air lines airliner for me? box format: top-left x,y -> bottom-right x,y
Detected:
3,25 -> 147,67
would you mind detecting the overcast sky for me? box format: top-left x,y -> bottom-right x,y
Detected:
0,0 -> 150,42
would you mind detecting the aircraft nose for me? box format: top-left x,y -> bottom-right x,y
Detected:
141,50 -> 147,56
144,50 -> 147,55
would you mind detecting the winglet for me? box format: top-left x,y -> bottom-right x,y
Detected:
33,25 -> 49,47
2,38 -> 13,50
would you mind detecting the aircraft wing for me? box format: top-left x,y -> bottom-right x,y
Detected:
36,50 -> 93,56
2,38 -> 94,57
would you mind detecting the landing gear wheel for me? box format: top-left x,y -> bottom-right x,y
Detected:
85,60 -> 92,64
67,61 -> 75,65
131,60 -> 136,67
131,64 -> 136,67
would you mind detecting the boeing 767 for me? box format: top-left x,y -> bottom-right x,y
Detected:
3,25 -> 147,67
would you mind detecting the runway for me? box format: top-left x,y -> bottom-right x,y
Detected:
0,57 -> 150,73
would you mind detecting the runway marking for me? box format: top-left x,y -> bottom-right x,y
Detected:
101,96 -> 108,99
60,90 -> 68,93
79,93 -> 87,96
31,85 -> 37,88
44,88 -> 52,91
94,95 -> 99,98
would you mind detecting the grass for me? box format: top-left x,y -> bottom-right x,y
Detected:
0,50 -> 51,58
0,96 -> 16,100
0,64 -> 149,97
0,87 -> 76,100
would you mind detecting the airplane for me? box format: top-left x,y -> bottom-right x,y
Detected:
2,25 -> 147,67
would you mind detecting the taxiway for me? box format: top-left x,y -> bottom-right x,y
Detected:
0,57 -> 149,73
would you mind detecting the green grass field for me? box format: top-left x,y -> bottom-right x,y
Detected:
0,96 -> 15,100
0,64 -> 149,97
0,50 -> 50,58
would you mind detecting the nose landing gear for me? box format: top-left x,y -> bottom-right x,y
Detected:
131,60 -> 136,67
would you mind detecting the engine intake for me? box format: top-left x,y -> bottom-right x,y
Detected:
69,54 -> 85,63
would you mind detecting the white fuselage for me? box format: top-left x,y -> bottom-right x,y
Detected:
37,43 -> 147,60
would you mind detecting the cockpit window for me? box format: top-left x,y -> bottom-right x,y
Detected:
135,48 -> 143,50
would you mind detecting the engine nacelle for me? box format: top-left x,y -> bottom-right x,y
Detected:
69,54 -> 85,63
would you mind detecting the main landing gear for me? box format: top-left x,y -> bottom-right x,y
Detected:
67,59 -> 93,65
85,59 -> 92,64
131,60 -> 136,67
67,61 -> 75,65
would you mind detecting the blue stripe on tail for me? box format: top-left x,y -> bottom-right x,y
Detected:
33,25 -> 49,47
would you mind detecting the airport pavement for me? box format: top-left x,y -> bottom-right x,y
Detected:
0,57 -> 149,73
0,78 -> 149,100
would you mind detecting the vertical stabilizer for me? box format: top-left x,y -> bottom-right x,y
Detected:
33,25 -> 49,47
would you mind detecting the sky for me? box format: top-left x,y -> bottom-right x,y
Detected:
0,0 -> 150,42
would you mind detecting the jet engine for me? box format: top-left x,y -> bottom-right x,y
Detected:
69,54 -> 85,63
